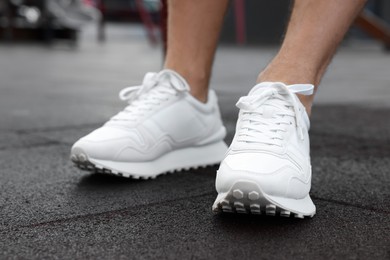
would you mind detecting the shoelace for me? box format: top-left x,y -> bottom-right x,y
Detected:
110,71 -> 188,122
235,83 -> 314,146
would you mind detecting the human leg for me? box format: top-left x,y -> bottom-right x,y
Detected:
164,0 -> 229,102
213,0 -> 367,217
259,0 -> 367,114
70,1 -> 229,177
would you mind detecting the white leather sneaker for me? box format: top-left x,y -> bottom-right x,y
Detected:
71,70 -> 228,179
212,82 -> 316,218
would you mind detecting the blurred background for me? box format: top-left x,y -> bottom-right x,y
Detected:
1,0 -> 389,45
0,0 -> 389,130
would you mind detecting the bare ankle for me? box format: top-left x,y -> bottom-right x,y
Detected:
183,75 -> 209,103
257,70 -> 315,116
257,67 -> 317,87
190,90 -> 208,103
164,66 -> 210,103
297,95 -> 313,116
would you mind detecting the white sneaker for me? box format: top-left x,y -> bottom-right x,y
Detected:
71,69 -> 228,179
212,82 -> 316,218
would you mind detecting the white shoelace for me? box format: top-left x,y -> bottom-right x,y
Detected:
235,83 -> 314,146
110,71 -> 188,122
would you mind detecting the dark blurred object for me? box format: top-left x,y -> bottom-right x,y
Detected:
97,0 -> 161,45
367,0 -> 390,24
220,0 -> 390,50
220,0 -> 293,45
0,0 -> 100,43
355,10 -> 390,50
349,0 -> 390,51
101,0 -> 159,22
160,0 -> 167,53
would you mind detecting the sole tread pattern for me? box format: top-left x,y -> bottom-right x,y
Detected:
214,187 -> 315,219
71,153 -> 217,179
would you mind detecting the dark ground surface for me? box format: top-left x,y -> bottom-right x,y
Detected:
0,25 -> 389,259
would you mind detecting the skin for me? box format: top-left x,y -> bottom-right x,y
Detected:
164,0 -> 367,114
258,0 -> 367,114
164,0 -> 229,102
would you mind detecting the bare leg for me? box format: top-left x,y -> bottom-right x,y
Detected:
164,0 -> 229,102
258,0 -> 367,114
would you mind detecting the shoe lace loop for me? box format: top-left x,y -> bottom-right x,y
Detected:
235,83 -> 314,146
118,72 -> 158,102
111,71 -> 188,122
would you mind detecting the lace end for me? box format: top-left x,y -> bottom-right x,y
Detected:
288,84 -> 315,96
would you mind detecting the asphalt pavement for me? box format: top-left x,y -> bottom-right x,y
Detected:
0,25 -> 389,259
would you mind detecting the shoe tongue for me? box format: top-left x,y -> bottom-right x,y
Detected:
247,82 -> 292,112
248,82 -> 286,96
157,69 -> 190,92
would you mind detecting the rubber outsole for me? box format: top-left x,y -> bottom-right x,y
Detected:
212,180 -> 316,218
71,156 -> 218,180
70,141 -> 228,179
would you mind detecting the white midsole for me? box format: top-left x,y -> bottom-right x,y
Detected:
89,141 -> 228,177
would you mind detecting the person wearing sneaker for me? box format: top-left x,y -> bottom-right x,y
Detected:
71,70 -> 228,178
71,0 -> 367,218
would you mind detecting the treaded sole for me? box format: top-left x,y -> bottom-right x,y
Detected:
70,156 -> 218,180
212,180 -> 316,218
70,141 -> 228,179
